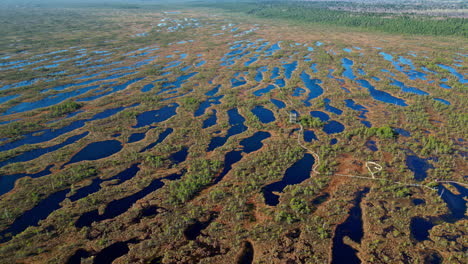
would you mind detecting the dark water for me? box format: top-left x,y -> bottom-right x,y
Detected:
62,140 -> 122,168
323,120 -> 345,135
324,98 -> 343,115
128,132 -> 146,143
0,132 -> 89,168
300,71 -> 323,106
394,127 -> 411,137
331,188 -> 370,264
342,58 -> 356,80
0,165 -> 54,197
75,171 -> 183,228
68,163 -> 141,202
214,132 -> 270,184
203,109 -> 217,128
139,128 -> 173,153
251,106 -> 275,124
406,155 -> 433,181
237,241 -> 254,264
389,78 -> 428,95
205,84 -> 221,96
412,199 -> 425,206
213,151 -> 243,185
170,147 -> 188,164
283,61 -> 298,79
270,98 -> 285,109
77,77 -> 145,102
365,140 -> 378,152
240,131 -> 270,153
75,178 -> 164,227
253,85 -> 275,96
132,104 -> 178,128
410,217 -> 434,242
0,188 -> 70,243
231,77 -> 247,88
0,105 -> 134,153
156,72 -> 198,95
0,163 -> 141,243
356,79 -> 407,106
263,153 -> 314,206
303,130 -> 317,142
310,111 -> 330,122
438,183 -> 467,221
194,95 -> 223,117
208,108 -> 247,151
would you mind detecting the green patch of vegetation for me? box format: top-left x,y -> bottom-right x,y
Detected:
207,1 -> 467,37
299,116 -> 324,128
48,101 -> 83,118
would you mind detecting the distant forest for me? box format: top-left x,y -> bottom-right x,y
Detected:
202,1 -> 467,37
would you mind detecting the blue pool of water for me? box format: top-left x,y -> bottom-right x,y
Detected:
342,58 -> 356,80
205,84 -> 221,96
231,77 -> 247,88
156,72 -> 198,95
77,77 -> 145,102
324,98 -> 343,115
194,95 -> 223,117
208,108 -> 247,151
310,111 -> 330,122
437,64 -> 467,84
283,61 -> 298,79
406,155 -> 433,181
270,98 -> 286,109
365,140 -> 378,151
203,109 -> 217,128
253,85 -> 275,96
304,130 -> 317,142
301,71 -> 323,106
433,98 -> 451,105
251,106 -> 275,124
128,133 -> 146,143
292,87 -> 305,97
394,128 -> 411,137
263,153 -> 314,206
170,147 -> 188,164
244,57 -> 258,67
240,131 -> 271,153
140,128 -> 173,152
133,103 -> 179,128
0,132 -> 89,168
389,78 -> 428,95
331,188 -> 369,264
0,165 -> 54,197
69,163 -> 141,202
0,105 -> 135,153
75,170 -> 182,228
270,67 -> 280,79
356,79 -> 407,106
62,140 -> 122,168
438,183 -> 467,221
410,217 -> 434,242
323,120 -> 345,134
275,78 -> 285,87
0,94 -> 20,105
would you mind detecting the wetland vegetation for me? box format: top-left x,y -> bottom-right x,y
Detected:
0,0 -> 466,263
